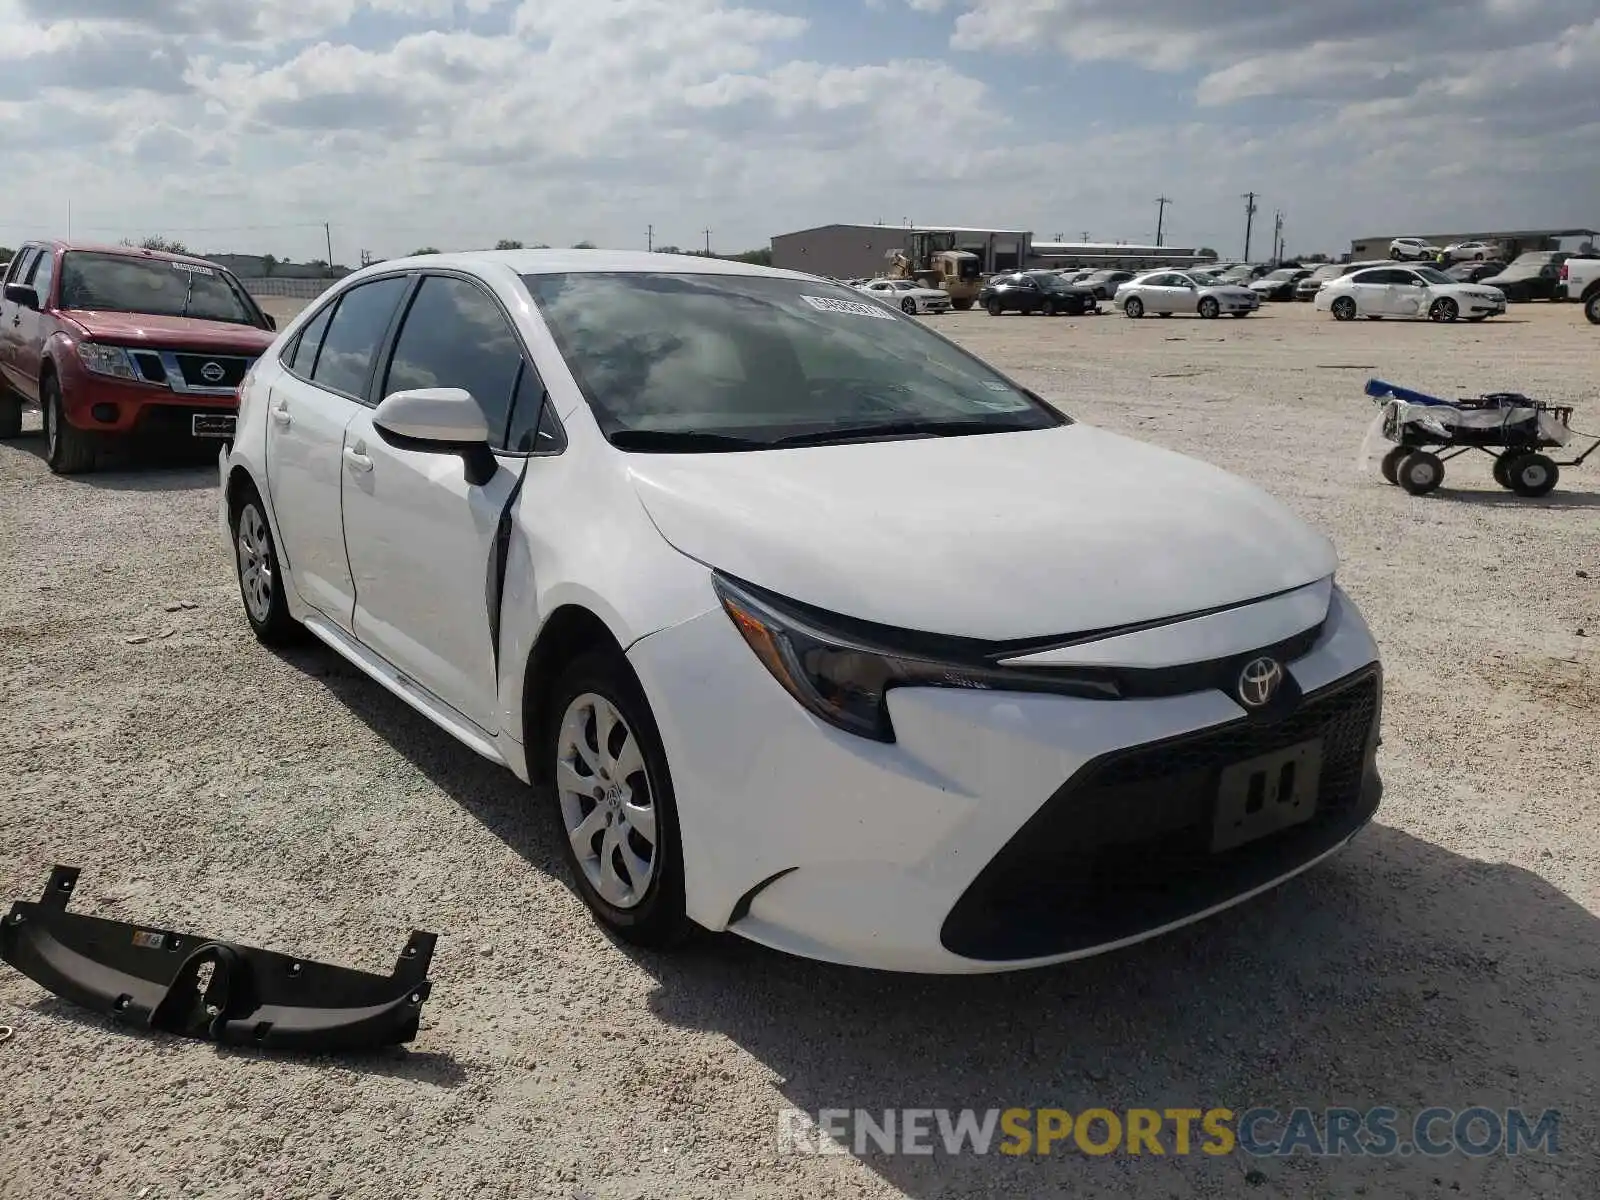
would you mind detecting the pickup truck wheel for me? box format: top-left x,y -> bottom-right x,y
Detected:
1585,292 -> 1600,325
42,377 -> 97,475
0,391 -> 21,439
546,652 -> 691,950
231,489 -> 302,645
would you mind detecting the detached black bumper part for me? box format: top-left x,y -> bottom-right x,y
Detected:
1,866 -> 437,1053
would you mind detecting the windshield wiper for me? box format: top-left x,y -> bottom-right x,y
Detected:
179,274 -> 195,320
607,429 -> 768,452
767,418 -> 1035,448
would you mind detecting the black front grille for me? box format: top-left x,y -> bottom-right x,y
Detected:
940,667 -> 1383,962
131,352 -> 167,384
173,353 -> 252,389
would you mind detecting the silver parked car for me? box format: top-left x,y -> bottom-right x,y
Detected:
1119,270 -> 1261,319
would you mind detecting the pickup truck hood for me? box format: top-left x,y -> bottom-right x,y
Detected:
627,423 -> 1337,641
60,309 -> 277,353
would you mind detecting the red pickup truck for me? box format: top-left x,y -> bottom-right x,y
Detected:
0,241 -> 279,474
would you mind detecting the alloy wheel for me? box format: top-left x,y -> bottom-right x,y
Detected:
555,693 -> 658,909
235,504 -> 275,623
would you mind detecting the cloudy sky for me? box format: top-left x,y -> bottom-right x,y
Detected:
2,0 -> 1597,263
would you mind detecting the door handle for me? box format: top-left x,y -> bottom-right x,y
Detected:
342,447 -> 373,473
270,404 -> 291,426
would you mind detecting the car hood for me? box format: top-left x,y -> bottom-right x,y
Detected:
60,310 -> 277,352
626,423 -> 1336,640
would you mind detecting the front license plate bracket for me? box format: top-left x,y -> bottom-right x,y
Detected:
192,413 -> 237,438
1211,738 -> 1323,853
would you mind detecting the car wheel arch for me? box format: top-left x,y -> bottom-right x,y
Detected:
520,603 -> 633,786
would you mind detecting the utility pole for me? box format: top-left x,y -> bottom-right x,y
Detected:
647,224 -> 653,253
704,228 -> 711,255
324,221 -> 334,270
1272,210 -> 1284,262
1241,192 -> 1258,261
1154,196 -> 1171,247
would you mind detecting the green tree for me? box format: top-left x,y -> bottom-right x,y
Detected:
495,239 -> 525,250
0,246 -> 13,262
726,247 -> 773,266
1196,247 -> 1218,261
261,254 -> 278,276
123,235 -> 189,254
410,246 -> 441,255
655,245 -> 682,254
571,240 -> 596,249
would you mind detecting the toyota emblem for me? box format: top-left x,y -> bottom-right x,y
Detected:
1236,657 -> 1284,709
200,361 -> 225,383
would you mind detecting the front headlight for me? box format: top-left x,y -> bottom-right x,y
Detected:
76,342 -> 140,381
713,574 -> 1117,742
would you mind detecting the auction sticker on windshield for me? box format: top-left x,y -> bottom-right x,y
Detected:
802,295 -> 896,320
171,262 -> 216,276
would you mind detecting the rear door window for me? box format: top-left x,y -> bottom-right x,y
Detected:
309,277 -> 409,399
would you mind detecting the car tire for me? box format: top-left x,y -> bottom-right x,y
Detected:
231,486 -> 303,646
1390,250 -> 1402,260
1123,297 -> 1144,318
987,297 -> 1003,316
901,298 -> 917,315
1198,297 -> 1220,319
544,651 -> 691,951
41,375 -> 97,475
1429,298 -> 1459,322
0,389 -> 21,439
1505,453 -> 1559,498
1585,293 -> 1600,325
1380,446 -> 1409,485
1398,451 -> 1444,495
1040,299 -> 1057,316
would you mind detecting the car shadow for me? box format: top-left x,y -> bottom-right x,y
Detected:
268,648 -> 1595,1193
636,826 -> 1595,1194
26,995 -> 470,1088
2,425 -> 219,490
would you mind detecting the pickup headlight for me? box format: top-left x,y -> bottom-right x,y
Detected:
76,342 -> 140,381
713,574 -> 1117,742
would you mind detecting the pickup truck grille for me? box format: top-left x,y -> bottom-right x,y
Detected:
127,350 -> 256,392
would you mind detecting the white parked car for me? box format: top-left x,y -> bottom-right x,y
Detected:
1118,270 -> 1261,318
1388,237 -> 1441,261
220,250 -> 1384,974
1442,240 -> 1499,262
1315,264 -> 1506,322
856,277 -> 952,314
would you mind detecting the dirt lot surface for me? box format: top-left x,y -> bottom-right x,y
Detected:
2,299 -> 1596,1199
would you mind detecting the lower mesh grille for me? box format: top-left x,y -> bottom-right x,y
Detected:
940,667 -> 1382,961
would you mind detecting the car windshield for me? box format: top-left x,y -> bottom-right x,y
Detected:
57,252 -> 261,325
1411,266 -> 1456,285
522,271 -> 1065,448
1025,273 -> 1072,292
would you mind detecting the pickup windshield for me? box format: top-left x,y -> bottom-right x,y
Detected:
57,252 -> 264,326
522,271 -> 1066,448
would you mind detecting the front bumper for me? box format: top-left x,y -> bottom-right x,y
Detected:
58,369 -> 238,437
628,583 -> 1383,973
1462,298 -> 1505,317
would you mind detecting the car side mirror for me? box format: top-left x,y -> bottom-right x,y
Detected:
4,283 -> 39,310
373,387 -> 498,486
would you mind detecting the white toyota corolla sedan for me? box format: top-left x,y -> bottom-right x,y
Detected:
220,250 -> 1384,974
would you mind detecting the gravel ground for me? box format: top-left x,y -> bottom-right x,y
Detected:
2,298 -> 1596,1199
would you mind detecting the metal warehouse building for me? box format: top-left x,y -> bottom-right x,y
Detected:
1349,228 -> 1597,261
771,224 -> 1032,279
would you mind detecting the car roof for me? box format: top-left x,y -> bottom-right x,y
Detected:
347,248 -> 817,285
32,239 -> 233,270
